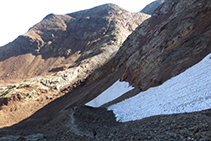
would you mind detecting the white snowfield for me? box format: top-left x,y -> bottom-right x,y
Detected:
86,54 -> 211,122
107,53 -> 211,122
85,80 -> 134,107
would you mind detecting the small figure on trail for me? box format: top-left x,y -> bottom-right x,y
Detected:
93,129 -> 97,137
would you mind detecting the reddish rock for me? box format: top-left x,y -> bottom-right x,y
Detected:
0,3 -> 149,85
0,4 -> 149,127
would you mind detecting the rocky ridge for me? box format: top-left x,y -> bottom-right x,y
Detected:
0,4 -> 149,127
0,3 -> 149,85
141,0 -> 166,15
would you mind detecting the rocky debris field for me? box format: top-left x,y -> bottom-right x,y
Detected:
0,106 -> 210,141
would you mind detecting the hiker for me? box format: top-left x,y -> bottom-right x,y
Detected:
93,129 -> 97,137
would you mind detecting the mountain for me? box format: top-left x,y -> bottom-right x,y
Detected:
0,0 -> 211,140
0,3 -> 149,85
114,0 -> 211,90
0,4 -> 149,127
141,0 -> 166,15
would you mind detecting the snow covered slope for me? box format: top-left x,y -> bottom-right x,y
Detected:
107,53 -> 211,122
86,80 -> 133,107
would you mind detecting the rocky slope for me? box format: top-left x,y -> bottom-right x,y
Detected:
0,105 -> 210,140
141,0 -> 166,15
0,3 -> 149,85
0,0 -> 211,140
0,4 -> 149,127
114,0 -> 211,90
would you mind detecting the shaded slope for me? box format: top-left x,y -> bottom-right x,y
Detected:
141,0 -> 165,15
109,53 -> 211,122
0,60 -> 210,140
0,4 -> 149,127
114,0 -> 211,90
0,100 -> 211,140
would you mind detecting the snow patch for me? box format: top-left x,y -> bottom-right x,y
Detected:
85,80 -> 134,107
108,53 -> 211,122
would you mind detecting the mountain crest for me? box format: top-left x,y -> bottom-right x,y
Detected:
68,3 -> 128,18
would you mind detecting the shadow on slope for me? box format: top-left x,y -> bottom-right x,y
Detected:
0,67 -> 123,136
1,88 -> 211,140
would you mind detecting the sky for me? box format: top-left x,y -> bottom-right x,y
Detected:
86,53 -> 211,122
0,0 -> 155,46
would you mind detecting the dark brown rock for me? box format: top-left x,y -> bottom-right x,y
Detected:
141,0 -> 166,15
114,0 -> 211,90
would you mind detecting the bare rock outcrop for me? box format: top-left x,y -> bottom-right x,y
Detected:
114,0 -> 211,90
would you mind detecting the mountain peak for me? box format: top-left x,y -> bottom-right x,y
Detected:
68,3 -> 128,18
42,13 -> 57,20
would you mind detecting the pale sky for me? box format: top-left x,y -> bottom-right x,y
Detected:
0,0 -> 155,46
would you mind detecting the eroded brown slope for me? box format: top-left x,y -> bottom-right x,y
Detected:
0,3 -> 149,85
114,0 -> 211,90
0,4 -> 149,128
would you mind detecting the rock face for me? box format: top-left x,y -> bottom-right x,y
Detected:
0,4 -> 149,127
114,0 -> 211,90
141,0 -> 165,15
0,3 -> 149,85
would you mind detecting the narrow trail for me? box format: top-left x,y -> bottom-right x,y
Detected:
66,107 -> 94,139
